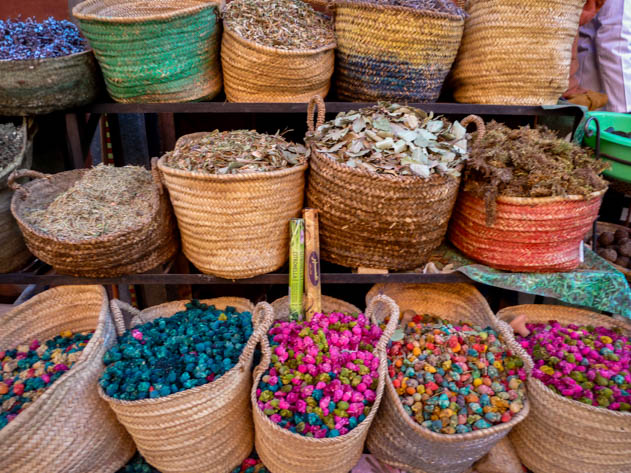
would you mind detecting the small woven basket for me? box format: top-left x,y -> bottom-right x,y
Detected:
252,295 -> 400,473
450,0 -> 585,105
9,166 -> 178,277
334,1 -> 464,102
221,26 -> 335,102
0,50 -> 101,115
73,0 -> 222,103
157,133 -> 307,278
364,283 -> 530,473
0,188 -> 31,273
100,297 -> 275,473
306,97 -> 483,270
0,285 -> 135,473
497,304 -> 631,473
0,118 -> 34,191
448,190 -> 606,272
589,221 -> 631,282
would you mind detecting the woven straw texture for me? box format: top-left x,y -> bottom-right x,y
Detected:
252,295 -> 400,473
9,167 -> 178,277
0,50 -> 100,115
102,298 -> 274,473
221,27 -> 335,103
73,0 -> 221,103
0,118 -> 33,191
271,294 -> 360,319
334,2 -> 464,102
0,188 -> 31,273
306,99 -> 482,270
365,283 -> 530,473
589,221 -> 631,282
157,133 -> 307,278
497,304 -> 631,473
0,285 -> 135,473
449,190 -> 605,272
450,0 -> 584,105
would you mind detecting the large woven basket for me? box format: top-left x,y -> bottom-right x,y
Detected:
450,0 -> 584,105
221,26 -> 335,102
252,294 -> 399,473
101,297 -> 274,473
157,133 -> 307,278
0,118 -> 33,191
0,285 -> 135,473
9,167 -> 178,277
0,188 -> 31,273
497,304 -> 631,473
449,190 -> 606,272
306,98 -> 483,270
73,0 -> 222,103
334,1 -> 464,102
365,283 -> 530,473
0,50 -> 101,115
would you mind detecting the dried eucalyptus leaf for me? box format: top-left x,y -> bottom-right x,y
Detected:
353,115 -> 367,133
373,117 -> 392,132
410,163 -> 431,178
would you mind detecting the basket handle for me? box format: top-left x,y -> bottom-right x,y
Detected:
109,299 -> 144,337
238,301 -> 275,368
307,95 -> 326,134
150,157 -> 164,195
495,319 -> 534,375
365,294 -> 400,354
8,169 -> 50,196
460,114 -> 486,147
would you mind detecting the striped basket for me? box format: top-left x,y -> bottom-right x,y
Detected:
73,0 -> 222,103
450,0 -> 585,105
448,190 -> 606,272
334,1 -> 464,102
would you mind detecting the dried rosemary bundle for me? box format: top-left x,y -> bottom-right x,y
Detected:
162,130 -> 309,174
308,103 -> 469,178
464,121 -> 609,222
0,123 -> 23,172
223,0 -> 335,50
353,0 -> 465,17
24,165 -> 154,241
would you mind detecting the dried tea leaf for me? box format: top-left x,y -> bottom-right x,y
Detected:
352,115 -> 367,133
410,163 -> 430,178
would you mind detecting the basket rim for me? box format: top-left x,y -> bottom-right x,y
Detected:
0,48 -> 94,65
222,22 -> 336,55
73,0 -> 219,23
310,146 -> 461,185
157,153 -> 308,181
10,168 -> 162,246
497,304 -> 631,419
334,0 -> 465,22
462,188 -> 607,205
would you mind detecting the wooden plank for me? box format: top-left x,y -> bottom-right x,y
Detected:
158,113 -> 176,153
65,113 -> 86,169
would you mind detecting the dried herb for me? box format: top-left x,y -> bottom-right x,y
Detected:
223,0 -> 335,50
307,103 -> 469,178
0,123 -> 23,172
464,121 -> 609,224
163,130 -> 309,174
24,165 -> 154,241
352,0 -> 465,17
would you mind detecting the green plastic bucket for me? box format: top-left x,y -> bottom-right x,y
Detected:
583,111 -> 631,184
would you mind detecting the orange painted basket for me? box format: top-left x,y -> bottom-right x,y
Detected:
448,190 -> 605,272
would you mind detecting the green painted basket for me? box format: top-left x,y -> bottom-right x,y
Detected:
73,0 -> 222,103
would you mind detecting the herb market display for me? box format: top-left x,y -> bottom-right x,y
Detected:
388,313 -> 527,434
306,99 -> 483,270
449,121 -> 609,272
221,0 -> 336,102
100,301 -> 254,400
157,130 -> 308,279
1,330 -> 92,429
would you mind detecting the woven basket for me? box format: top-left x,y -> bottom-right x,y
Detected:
9,166 -> 178,277
221,26 -> 335,103
0,285 -> 135,473
270,294 -> 360,319
365,283 -> 530,473
252,295 -> 399,473
448,189 -> 606,272
334,1 -> 464,102
450,0 -> 584,105
0,50 -> 101,115
101,297 -> 274,473
589,221 -> 631,282
0,118 -> 33,191
497,304 -> 631,473
306,97 -> 484,270
0,188 -> 31,273
73,0 -> 222,103
156,133 -> 307,278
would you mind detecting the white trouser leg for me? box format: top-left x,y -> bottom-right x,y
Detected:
577,17 -> 604,94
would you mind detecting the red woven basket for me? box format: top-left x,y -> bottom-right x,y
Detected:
448,190 -> 605,272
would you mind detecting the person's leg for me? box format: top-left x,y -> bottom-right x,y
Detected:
595,0 -> 631,112
576,16 -> 603,94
